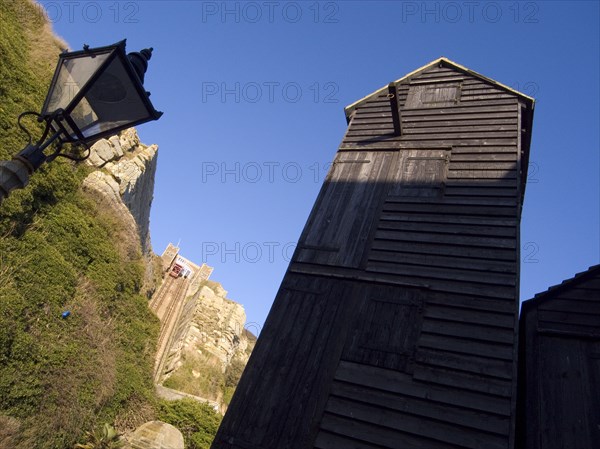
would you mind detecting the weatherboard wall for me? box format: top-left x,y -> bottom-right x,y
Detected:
212,60 -> 535,449
517,265 -> 600,449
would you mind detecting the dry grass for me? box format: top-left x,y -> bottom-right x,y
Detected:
15,278 -> 119,448
81,186 -> 142,263
15,2 -> 68,88
73,278 -> 118,404
0,416 -> 20,449
114,395 -> 157,432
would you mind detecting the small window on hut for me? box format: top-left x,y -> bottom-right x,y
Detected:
404,80 -> 462,109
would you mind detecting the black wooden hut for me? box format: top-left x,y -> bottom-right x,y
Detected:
212,57 -> 535,449
516,264 -> 600,449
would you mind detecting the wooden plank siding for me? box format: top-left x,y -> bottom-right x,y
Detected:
517,265 -> 600,449
212,59 -> 535,449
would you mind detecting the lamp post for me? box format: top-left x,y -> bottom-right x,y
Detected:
0,40 -> 162,203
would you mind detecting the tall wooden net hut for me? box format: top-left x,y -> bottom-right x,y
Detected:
212,57 -> 535,449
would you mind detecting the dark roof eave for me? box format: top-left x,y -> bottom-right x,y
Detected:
522,264 -> 600,312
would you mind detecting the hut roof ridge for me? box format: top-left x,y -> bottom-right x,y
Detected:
344,56 -> 536,120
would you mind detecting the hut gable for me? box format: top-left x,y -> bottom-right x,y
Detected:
517,265 -> 600,449
212,59 -> 535,449
344,57 -> 535,120
340,57 -> 534,210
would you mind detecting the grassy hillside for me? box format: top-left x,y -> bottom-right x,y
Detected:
0,1 -> 161,447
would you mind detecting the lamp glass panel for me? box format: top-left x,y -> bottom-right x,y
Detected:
70,55 -> 152,140
43,51 -> 112,115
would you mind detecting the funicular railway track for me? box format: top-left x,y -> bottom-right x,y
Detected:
149,274 -> 172,312
156,278 -> 187,352
152,274 -> 189,382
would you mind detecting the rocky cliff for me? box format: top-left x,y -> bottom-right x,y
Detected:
186,281 -> 253,367
82,128 -> 160,297
83,128 -> 158,255
161,280 -> 256,412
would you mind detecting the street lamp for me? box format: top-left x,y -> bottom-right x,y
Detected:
0,40 -> 162,202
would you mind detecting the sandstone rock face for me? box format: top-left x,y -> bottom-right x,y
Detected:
83,129 -> 159,297
123,421 -> 184,449
84,128 -> 158,255
184,281 -> 253,368
159,279 -> 256,412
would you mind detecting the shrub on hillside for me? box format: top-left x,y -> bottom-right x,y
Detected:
157,399 -> 222,449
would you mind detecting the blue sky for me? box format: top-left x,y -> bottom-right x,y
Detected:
37,0 -> 599,331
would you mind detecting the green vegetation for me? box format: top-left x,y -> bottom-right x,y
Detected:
0,1 -> 160,447
0,3 -> 244,448
163,351 -> 225,402
223,358 -> 246,405
74,424 -> 124,449
0,192 -> 160,442
157,399 -> 222,449
0,0 -> 60,163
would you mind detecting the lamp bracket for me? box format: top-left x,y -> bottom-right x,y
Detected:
15,110 -> 90,170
